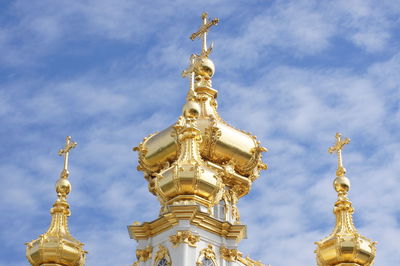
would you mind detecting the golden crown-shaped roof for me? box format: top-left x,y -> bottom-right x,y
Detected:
315,133 -> 376,266
134,13 -> 267,211
26,136 -> 86,266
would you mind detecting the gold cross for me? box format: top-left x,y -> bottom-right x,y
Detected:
190,12 -> 219,55
58,136 -> 77,178
328,132 -> 350,176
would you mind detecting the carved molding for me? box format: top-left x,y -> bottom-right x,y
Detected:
128,205 -> 247,242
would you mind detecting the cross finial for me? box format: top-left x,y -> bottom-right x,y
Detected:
58,136 -> 77,178
328,132 -> 350,177
190,12 -> 219,56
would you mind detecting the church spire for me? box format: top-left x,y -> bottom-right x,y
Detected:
26,136 -> 86,266
315,133 -> 376,266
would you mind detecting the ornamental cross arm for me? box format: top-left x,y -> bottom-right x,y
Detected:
58,136 -> 77,178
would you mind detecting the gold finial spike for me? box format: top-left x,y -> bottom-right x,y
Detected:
328,132 -> 350,177
58,136 -> 77,178
190,12 -> 219,55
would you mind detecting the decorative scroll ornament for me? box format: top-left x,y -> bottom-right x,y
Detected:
153,245 -> 171,266
220,246 -> 241,262
133,132 -> 159,179
203,116 -> 221,159
249,144 -> 268,182
169,231 -> 200,247
26,136 -> 86,266
196,244 -> 218,266
136,246 -> 153,262
238,256 -> 267,266
315,133 -> 376,266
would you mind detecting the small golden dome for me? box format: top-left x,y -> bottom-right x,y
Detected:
26,200 -> 87,266
26,136 -> 86,266
56,177 -> 71,197
333,176 -> 350,193
315,194 -> 376,266
182,99 -> 201,119
315,133 -> 376,266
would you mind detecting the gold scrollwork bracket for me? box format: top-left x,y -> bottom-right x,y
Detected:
221,246 -> 266,266
136,246 -> 153,262
153,245 -> 171,266
220,246 -> 242,262
196,244 -> 218,266
169,230 -> 200,247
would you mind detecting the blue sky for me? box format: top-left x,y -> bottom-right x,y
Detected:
1,0 -> 399,265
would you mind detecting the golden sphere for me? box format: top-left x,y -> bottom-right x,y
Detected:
194,57 -> 215,77
182,101 -> 201,119
56,178 -> 71,196
333,176 -> 350,193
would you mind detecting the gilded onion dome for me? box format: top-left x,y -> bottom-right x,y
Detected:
315,133 -> 376,266
133,13 -> 267,212
26,136 -> 86,266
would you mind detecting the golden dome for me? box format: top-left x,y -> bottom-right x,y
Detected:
26,200 -> 86,266
26,136 -> 86,266
133,14 -> 267,211
134,87 -> 267,192
315,133 -> 376,266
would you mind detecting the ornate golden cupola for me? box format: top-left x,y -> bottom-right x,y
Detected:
315,133 -> 376,266
133,13 -> 267,215
26,136 -> 86,266
130,13 -> 267,266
